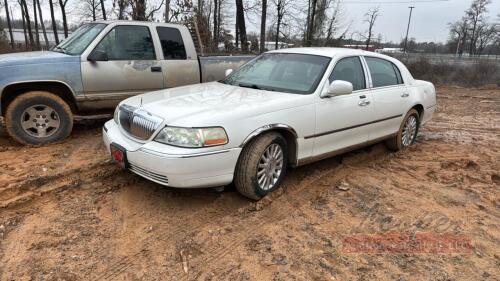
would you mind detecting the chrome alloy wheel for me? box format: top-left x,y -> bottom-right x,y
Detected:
257,143 -> 284,191
401,115 -> 417,147
20,105 -> 60,138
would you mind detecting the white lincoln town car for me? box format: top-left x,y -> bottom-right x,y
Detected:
103,48 -> 436,200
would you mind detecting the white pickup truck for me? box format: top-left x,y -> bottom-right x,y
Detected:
0,21 -> 251,145
103,47 -> 437,200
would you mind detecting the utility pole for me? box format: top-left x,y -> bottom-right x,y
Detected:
403,6 -> 414,54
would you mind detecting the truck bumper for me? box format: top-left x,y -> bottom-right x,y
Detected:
103,120 -> 241,188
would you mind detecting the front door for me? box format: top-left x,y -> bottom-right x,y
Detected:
312,56 -> 374,157
81,25 -> 164,101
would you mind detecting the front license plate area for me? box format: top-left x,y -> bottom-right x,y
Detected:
110,143 -> 129,169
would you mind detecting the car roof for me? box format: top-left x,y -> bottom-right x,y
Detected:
92,20 -> 185,29
268,47 -> 389,59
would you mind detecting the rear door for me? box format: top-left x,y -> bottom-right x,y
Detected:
312,56 -> 374,157
155,26 -> 200,88
363,56 -> 409,140
81,25 -> 164,99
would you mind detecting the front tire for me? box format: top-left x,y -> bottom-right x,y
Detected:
234,132 -> 288,200
386,109 -> 420,151
5,91 -> 73,145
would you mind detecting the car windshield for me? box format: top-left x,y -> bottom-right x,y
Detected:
53,23 -> 107,55
222,53 -> 331,94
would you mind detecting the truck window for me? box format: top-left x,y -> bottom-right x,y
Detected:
94,25 -> 156,60
156,27 -> 187,60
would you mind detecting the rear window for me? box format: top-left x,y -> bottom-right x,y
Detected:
156,27 -> 187,60
365,57 -> 403,88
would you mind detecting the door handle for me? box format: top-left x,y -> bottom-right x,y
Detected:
151,66 -> 162,72
401,92 -> 410,97
358,100 -> 370,106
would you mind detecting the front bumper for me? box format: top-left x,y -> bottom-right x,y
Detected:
103,120 -> 242,188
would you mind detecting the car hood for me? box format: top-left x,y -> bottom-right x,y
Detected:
123,82 -> 311,126
0,51 -> 79,68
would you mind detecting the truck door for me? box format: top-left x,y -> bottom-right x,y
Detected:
81,25 -> 164,101
155,26 -> 200,88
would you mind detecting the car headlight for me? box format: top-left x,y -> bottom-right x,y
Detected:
154,126 -> 228,148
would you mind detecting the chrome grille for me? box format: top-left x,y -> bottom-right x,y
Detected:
118,104 -> 163,140
129,162 -> 169,185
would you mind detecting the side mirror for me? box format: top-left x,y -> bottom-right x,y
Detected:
225,69 -> 233,77
88,50 -> 108,62
324,80 -> 353,97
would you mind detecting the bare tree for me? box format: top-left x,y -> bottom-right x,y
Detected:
259,0 -> 267,52
466,0 -> 491,55
3,0 -> 14,48
82,0 -> 102,20
113,0 -> 127,19
33,0 -> 41,49
449,17 -> 468,56
20,0 -> 35,48
100,0 -> 107,19
129,0 -> 165,21
363,6 -> 379,49
49,0 -> 59,44
235,0 -> 248,52
36,0 -> 50,48
58,0 -> 69,38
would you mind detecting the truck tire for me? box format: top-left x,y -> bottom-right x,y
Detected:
386,109 -> 420,151
5,91 -> 73,145
234,132 -> 288,200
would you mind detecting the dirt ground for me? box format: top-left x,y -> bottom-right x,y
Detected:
0,86 -> 498,281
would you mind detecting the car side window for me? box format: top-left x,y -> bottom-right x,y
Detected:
156,27 -> 187,60
328,57 -> 366,91
365,57 -> 402,88
94,25 -> 155,60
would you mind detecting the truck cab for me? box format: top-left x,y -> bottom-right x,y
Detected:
0,21 -> 251,145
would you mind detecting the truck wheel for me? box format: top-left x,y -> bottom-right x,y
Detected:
5,91 -> 73,145
386,109 -> 420,151
234,132 -> 288,200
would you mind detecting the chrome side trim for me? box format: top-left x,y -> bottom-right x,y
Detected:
139,147 -> 239,158
297,133 -> 397,166
240,124 -> 298,148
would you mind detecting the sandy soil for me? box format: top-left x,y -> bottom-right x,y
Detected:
0,86 -> 498,281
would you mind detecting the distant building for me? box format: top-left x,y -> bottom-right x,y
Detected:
375,48 -> 403,54
343,44 -> 377,52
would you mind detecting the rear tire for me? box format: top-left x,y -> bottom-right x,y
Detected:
386,109 -> 420,151
234,132 -> 288,200
5,91 -> 73,145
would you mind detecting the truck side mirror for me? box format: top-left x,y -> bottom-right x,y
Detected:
88,50 -> 108,62
323,80 -> 353,98
225,69 -> 233,77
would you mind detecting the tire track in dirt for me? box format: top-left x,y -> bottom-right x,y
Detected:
95,148 -> 391,281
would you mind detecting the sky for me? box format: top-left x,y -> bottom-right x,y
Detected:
2,0 -> 499,44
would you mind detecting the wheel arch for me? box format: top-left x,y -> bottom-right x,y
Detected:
239,124 -> 299,167
1,81 -> 78,116
410,103 -> 424,122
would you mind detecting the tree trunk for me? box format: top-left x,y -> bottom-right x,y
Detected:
213,0 -> 218,51
164,0 -> 171,22
259,0 -> 267,53
20,0 -> 35,49
92,3 -> 96,21
100,0 -> 107,20
132,0 -> 147,20
4,0 -> 15,48
59,0 -> 69,38
235,21 -> 239,49
20,2 -> 28,47
33,0 -> 41,49
49,0 -> 60,44
235,0 -> 247,52
306,0 -> 317,46
275,14 -> 280,50
36,0 -> 50,49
